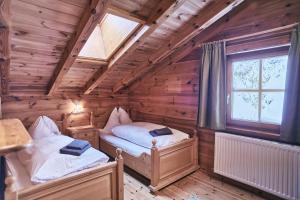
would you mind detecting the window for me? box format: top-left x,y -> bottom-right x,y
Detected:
227,50 -> 288,133
79,13 -> 143,60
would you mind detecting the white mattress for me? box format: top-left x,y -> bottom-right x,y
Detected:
100,134 -> 151,157
16,135 -> 109,184
111,122 -> 190,149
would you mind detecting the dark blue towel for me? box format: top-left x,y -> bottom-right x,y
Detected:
149,127 -> 173,137
60,143 -> 91,156
66,139 -> 90,150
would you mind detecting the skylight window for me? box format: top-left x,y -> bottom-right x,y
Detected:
79,13 -> 140,60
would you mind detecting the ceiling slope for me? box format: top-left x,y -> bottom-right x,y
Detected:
8,0 -> 164,96
129,0 -> 300,93
9,0 -> 88,95
47,0 -> 109,95
83,0 -> 183,94
112,0 -> 245,93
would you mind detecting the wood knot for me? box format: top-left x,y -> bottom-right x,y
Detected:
91,8 -> 96,15
286,3 -> 292,7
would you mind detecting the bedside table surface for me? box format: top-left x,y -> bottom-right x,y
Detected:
67,125 -> 94,130
0,119 -> 32,155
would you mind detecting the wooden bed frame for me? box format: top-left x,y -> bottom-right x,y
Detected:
100,130 -> 199,192
5,149 -> 124,200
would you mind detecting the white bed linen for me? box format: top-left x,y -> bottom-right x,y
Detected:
111,122 -> 189,149
100,134 -> 150,157
17,135 -> 109,184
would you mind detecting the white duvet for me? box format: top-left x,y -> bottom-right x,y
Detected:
17,135 -> 109,184
111,122 -> 189,149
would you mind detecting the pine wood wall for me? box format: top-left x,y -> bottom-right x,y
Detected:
1,95 -> 128,130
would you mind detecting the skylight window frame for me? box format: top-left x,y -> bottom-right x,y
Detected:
78,7 -> 146,62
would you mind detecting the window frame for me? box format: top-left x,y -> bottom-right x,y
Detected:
226,47 -> 289,136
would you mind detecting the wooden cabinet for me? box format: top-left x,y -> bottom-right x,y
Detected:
63,112 -> 99,149
66,125 -> 99,149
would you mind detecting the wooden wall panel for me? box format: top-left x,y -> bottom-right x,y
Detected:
1,95 -> 128,130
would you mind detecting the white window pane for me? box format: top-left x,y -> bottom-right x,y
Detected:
261,92 -> 284,124
101,14 -> 139,57
262,56 -> 288,89
232,59 -> 259,89
232,92 -> 259,121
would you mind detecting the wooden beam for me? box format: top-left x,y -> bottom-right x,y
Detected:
76,57 -> 108,65
107,5 -> 146,24
112,0 -> 245,93
0,0 -> 11,95
47,0 -> 110,95
83,0 -> 188,94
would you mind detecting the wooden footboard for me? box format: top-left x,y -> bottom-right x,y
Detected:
100,139 -> 151,178
149,135 -> 199,192
100,132 -> 199,192
5,150 -> 124,200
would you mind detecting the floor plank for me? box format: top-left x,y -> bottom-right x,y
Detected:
124,170 -> 265,200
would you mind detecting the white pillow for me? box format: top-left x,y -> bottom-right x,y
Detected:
28,116 -> 56,140
103,108 -> 120,132
42,116 -> 61,135
119,107 -> 132,124
28,116 -> 60,140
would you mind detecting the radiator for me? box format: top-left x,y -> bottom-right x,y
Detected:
214,132 -> 300,200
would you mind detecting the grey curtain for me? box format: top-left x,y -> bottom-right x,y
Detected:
280,24 -> 300,145
197,41 -> 226,130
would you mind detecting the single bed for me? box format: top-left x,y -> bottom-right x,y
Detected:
4,116 -> 124,200
99,108 -> 199,192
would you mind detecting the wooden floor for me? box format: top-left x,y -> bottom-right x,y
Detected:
124,170 -> 265,200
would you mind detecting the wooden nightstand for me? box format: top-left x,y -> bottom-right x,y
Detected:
63,112 -> 99,149
65,125 -> 99,149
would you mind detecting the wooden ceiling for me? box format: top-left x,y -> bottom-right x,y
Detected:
0,0 -> 258,96
9,0 -> 86,95
4,0 -> 162,95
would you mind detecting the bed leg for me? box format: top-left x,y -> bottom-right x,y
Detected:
192,130 -> 199,166
5,175 -> 17,200
150,139 -> 159,191
116,148 -> 124,200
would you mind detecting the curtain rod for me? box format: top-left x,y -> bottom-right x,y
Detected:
197,23 -> 299,47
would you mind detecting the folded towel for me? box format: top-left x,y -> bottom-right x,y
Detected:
149,127 -> 173,137
66,139 -> 90,150
60,143 -> 91,156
